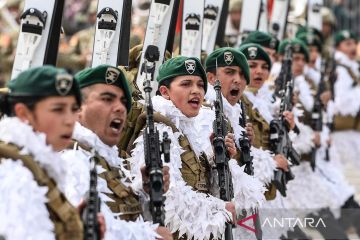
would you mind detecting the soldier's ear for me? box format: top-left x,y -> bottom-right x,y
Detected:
207,72 -> 215,85
158,85 -> 170,100
14,103 -> 34,125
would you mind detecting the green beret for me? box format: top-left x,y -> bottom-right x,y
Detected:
205,47 -> 250,84
295,26 -> 323,42
157,56 -> 208,93
8,65 -> 81,106
278,38 -> 309,62
334,30 -> 357,46
75,64 -> 132,112
297,32 -> 322,52
242,31 -> 279,51
238,43 -> 272,70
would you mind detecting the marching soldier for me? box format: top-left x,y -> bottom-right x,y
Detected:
238,42 -> 342,239
297,30 -> 323,89
204,47 -> 277,239
242,31 -> 280,64
128,56 -> 238,240
271,38 -> 359,239
224,0 -> 242,47
324,30 -> 360,236
321,7 -> 337,58
327,30 -> 360,169
61,64 -> 173,240
297,28 -> 360,238
0,66 -> 105,239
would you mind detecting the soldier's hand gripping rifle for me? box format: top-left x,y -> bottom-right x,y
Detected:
143,45 -> 171,226
213,77 -> 234,240
269,45 -> 300,197
239,101 -> 254,176
82,155 -> 101,240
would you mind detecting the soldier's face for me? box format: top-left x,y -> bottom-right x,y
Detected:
159,75 -> 205,118
264,47 -> 277,64
79,84 -> 127,147
309,46 -> 319,65
19,96 -> 79,151
292,53 -> 306,76
248,60 -> 270,90
337,39 -> 357,60
208,66 -> 247,106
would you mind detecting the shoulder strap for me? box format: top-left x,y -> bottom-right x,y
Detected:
337,62 -> 360,86
0,142 -> 83,240
126,111 -> 180,153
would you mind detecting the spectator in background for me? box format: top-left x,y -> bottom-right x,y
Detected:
224,0 -> 242,47
62,0 -> 93,36
57,0 -> 97,73
321,7 -> 336,57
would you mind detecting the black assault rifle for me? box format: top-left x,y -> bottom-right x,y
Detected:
82,155 -> 101,240
322,52 -> 337,161
213,78 -> 234,240
239,101 -> 254,176
239,102 -> 262,239
269,45 -> 300,197
143,45 -> 171,225
310,60 -> 328,169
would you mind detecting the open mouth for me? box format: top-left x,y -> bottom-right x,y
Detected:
230,89 -> 239,97
254,77 -> 263,82
60,134 -> 72,140
188,98 -> 200,108
110,119 -> 123,133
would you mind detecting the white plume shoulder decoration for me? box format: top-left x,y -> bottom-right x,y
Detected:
130,122 -> 231,240
331,51 -> 360,116
293,75 -> 314,112
61,122 -> 159,240
0,117 -> 74,239
0,117 -> 68,193
251,146 -> 277,185
228,159 -> 266,212
304,65 -> 321,86
291,121 -> 315,155
0,160 -> 55,240
243,86 -> 274,124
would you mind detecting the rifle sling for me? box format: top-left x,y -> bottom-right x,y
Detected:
71,140 -> 142,221
0,141 -> 83,240
130,111 -> 211,193
336,63 -> 360,86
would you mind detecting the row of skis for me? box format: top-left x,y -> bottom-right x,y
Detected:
11,0 -> 323,96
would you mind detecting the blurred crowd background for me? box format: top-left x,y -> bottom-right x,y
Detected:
0,0 -> 359,87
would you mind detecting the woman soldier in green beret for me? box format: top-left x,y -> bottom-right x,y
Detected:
128,56 -> 240,240
0,66 -> 105,240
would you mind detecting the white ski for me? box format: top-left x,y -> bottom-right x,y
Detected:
237,0 -> 262,45
307,0 -> 323,32
201,0 -> 223,55
269,0 -> 290,40
92,0 -> 131,67
11,0 -> 61,79
258,0 -> 268,33
180,0 -> 204,58
135,0 -> 178,97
